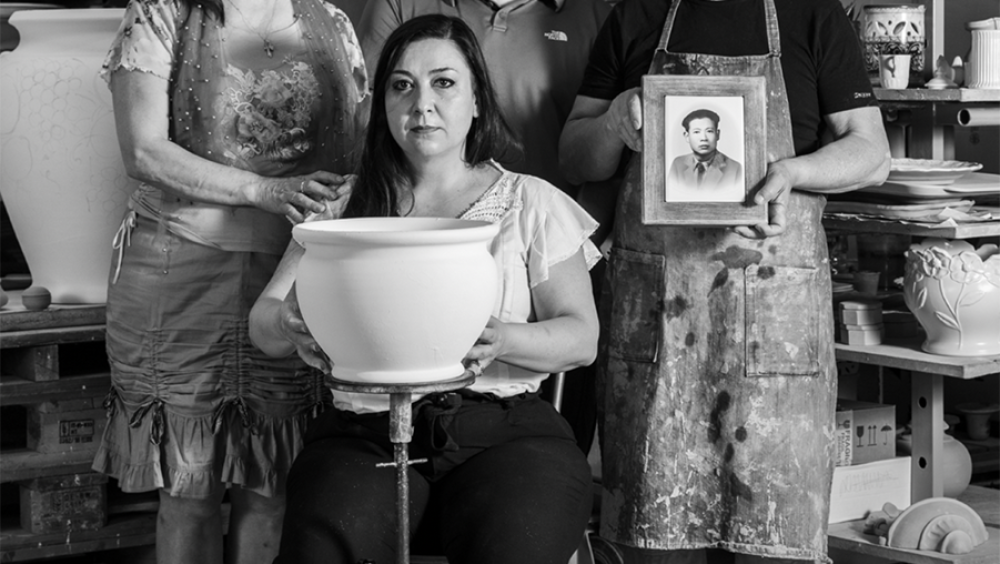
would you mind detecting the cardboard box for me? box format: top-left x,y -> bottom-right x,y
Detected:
829,456 -> 911,524
835,400 -> 896,466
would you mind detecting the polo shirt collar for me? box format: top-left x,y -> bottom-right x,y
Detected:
447,0 -> 564,12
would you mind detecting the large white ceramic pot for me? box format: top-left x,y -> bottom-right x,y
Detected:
293,218 -> 499,384
903,239 -> 1000,357
2,3 -> 61,52
0,8 -> 132,303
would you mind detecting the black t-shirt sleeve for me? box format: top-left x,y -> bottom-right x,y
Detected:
577,0 -> 665,100
577,5 -> 627,100
813,1 -> 877,114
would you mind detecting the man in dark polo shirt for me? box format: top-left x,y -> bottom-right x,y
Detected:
358,0 -> 614,457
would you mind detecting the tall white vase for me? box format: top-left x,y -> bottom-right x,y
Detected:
1,9 -> 131,303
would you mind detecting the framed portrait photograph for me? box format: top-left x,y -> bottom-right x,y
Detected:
641,75 -> 767,226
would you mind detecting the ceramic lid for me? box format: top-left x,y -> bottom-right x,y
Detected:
966,17 -> 1000,30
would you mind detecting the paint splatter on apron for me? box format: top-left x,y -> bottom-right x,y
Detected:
597,0 -> 836,561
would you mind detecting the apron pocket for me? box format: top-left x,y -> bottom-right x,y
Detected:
745,264 -> 822,376
607,248 -> 664,363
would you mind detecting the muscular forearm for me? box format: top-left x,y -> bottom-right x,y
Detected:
779,108 -> 891,194
560,114 -> 629,185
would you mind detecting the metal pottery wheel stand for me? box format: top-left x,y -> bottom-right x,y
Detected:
327,370 -> 476,564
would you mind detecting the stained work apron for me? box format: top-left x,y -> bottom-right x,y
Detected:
598,0 -> 836,561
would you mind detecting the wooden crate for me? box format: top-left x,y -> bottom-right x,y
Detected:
1,296 -> 111,483
18,472 -> 108,534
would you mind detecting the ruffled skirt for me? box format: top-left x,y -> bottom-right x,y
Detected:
92,214 -> 329,498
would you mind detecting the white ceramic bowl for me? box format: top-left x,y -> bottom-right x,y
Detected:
293,217 -> 499,383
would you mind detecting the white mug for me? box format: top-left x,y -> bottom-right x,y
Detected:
879,54 -> 912,89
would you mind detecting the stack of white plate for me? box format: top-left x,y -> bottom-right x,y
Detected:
858,159 -> 988,205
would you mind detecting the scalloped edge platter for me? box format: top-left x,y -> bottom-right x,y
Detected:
888,159 -> 983,184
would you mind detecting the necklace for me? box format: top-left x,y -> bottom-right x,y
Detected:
225,0 -> 299,58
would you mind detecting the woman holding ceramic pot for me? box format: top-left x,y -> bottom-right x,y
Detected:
93,1 -> 367,563
249,14 -> 601,564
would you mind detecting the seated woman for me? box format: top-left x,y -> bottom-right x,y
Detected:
248,14 -> 602,564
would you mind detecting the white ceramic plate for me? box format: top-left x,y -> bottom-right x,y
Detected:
859,181 -> 955,201
888,159 -> 983,184
943,172 -> 1000,195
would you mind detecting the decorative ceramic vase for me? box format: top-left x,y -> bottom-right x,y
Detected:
903,239 -> 1000,357
293,218 -> 499,384
0,9 -> 132,303
955,403 -> 999,441
966,18 -> 1000,89
862,5 -> 925,80
897,423 -> 972,498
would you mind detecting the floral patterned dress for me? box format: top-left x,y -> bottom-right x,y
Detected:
92,0 -> 368,498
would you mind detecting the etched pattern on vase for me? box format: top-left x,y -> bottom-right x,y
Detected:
862,5 -> 925,76
0,9 -> 133,303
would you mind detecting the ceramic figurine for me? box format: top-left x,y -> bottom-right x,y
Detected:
925,55 -> 959,89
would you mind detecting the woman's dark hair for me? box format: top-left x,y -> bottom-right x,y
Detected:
345,14 -> 522,218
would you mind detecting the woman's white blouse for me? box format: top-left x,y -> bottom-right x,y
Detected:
334,162 -> 601,413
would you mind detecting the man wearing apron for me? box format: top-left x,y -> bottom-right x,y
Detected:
559,1 -> 889,563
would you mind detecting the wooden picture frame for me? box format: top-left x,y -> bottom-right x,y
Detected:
641,75 -> 767,226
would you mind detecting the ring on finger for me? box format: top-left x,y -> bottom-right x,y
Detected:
299,180 -> 306,193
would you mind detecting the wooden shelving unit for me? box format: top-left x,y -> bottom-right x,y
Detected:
823,210 -> 999,562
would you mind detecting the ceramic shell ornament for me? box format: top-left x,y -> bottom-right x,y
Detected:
886,498 -> 988,555
904,239 -> 1000,356
293,218 -> 499,384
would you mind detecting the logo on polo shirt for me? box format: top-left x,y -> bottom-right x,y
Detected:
544,30 -> 568,42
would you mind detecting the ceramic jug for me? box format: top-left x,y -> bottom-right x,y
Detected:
0,9 -> 132,303
897,423 -> 972,498
293,218 -> 499,384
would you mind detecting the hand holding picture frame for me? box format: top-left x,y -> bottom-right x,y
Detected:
642,75 -> 767,226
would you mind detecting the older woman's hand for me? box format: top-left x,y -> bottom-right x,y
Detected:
279,286 -> 332,373
256,171 -> 352,224
303,174 -> 356,222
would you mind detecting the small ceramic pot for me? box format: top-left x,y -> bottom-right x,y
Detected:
293,218 -> 499,384
903,239 -> 1000,357
955,403 -> 999,440
897,423 -> 972,498
862,5 -> 925,77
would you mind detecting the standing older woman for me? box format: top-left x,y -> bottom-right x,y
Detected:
250,14 -> 600,564
92,1 -> 367,563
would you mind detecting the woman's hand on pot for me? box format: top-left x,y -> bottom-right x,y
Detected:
279,287 -> 332,373
604,87 -> 643,152
303,174 -> 356,222
463,317 -> 507,375
255,171 -> 349,224
733,161 -> 792,239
